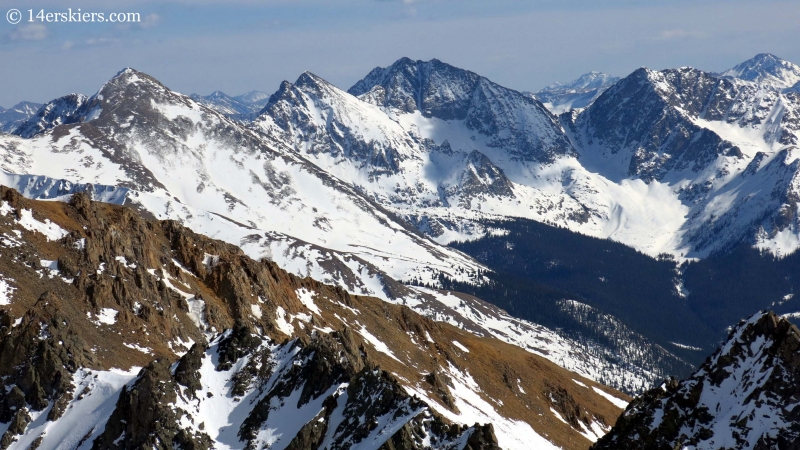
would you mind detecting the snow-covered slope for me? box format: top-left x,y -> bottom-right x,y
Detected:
0,68 -> 483,294
721,53 -> 800,89
0,102 -> 41,134
593,311 -> 800,449
532,71 -> 620,114
0,68 -> 676,395
12,55 -> 800,394
568,64 -> 800,256
236,90 -> 270,105
349,58 -> 575,164
252,59 -> 722,258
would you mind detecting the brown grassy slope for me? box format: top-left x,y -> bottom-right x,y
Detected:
0,186 -> 629,449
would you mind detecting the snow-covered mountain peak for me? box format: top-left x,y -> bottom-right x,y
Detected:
103,67 -> 165,92
4,102 -> 39,116
571,65 -> 745,182
543,71 -> 619,93
350,57 -> 574,164
349,57 -> 483,120
292,71 -> 348,99
254,69 -> 421,179
95,67 -> 175,102
235,90 -> 269,104
192,89 -> 271,120
206,90 -> 230,100
721,53 -> 800,89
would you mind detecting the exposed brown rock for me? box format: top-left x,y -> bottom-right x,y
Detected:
0,186 -> 627,449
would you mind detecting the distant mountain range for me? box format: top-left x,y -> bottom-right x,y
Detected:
2,51 -> 800,408
0,102 -> 41,133
0,66 -> 670,399
531,71 -> 620,114
4,51 -> 800,448
720,52 -> 800,89
189,90 -> 270,121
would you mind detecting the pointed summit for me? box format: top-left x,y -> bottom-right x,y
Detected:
294,71 -> 334,92
721,53 -> 800,89
192,89 -> 266,119
12,68 -> 179,138
346,57 -> 573,163
348,57 -> 482,119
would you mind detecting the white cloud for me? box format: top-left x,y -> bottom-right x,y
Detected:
656,29 -> 705,40
6,24 -> 49,42
140,13 -> 161,28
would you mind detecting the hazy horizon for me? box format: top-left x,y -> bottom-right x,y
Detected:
1,0 -> 799,107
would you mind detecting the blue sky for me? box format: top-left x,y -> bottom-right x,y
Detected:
1,0 -> 799,107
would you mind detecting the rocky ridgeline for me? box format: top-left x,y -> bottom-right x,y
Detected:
593,311 -> 800,449
0,187 -> 626,449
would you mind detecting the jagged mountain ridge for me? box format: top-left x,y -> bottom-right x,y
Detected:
16,56 -> 800,262
3,68 -> 483,293
13,94 -> 89,139
10,55 -> 800,393
566,61 -> 800,256
0,186 -> 628,449
0,68 -> 670,395
254,60 -> 662,251
249,54 -> 800,261
12,56 -> 800,393
348,57 -> 576,164
593,311 -> 800,449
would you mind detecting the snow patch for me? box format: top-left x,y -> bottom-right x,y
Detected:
591,386 -> 628,409
123,343 -> 153,354
452,340 -> 469,353
0,277 -> 14,306
357,325 -> 401,363
92,308 -> 118,325
295,287 -> 321,315
17,208 -> 68,241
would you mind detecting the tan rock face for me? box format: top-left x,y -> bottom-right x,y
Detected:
0,186 -> 627,449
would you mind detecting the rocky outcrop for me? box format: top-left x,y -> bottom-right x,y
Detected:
92,357 -> 213,450
0,186 -> 627,449
572,67 -> 743,182
13,93 -> 88,138
593,311 -> 800,449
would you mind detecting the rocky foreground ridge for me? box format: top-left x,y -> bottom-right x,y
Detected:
0,187 -> 627,449
593,311 -> 800,449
